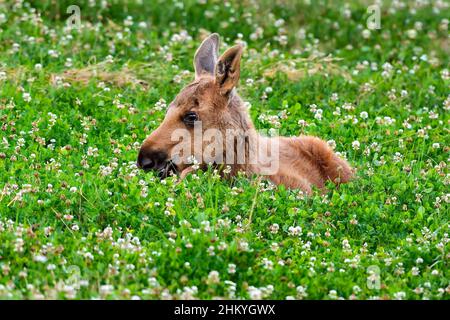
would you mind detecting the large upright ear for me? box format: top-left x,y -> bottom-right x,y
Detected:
215,45 -> 243,96
194,33 -> 220,79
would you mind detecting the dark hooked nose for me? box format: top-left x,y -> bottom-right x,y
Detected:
137,148 -> 168,171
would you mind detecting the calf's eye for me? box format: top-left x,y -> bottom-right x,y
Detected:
183,111 -> 199,125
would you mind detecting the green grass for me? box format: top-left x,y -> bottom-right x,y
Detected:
0,0 -> 449,299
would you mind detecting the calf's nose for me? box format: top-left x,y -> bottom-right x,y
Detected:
137,148 -> 168,171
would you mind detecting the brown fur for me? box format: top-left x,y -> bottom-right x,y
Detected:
138,34 -> 353,194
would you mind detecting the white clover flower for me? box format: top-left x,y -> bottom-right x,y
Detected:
100,284 -> 114,296
406,29 -> 417,39
154,98 -> 167,111
296,285 -> 308,299
274,19 -> 285,27
33,255 -> 47,263
48,49 -> 59,58
297,119 -> 308,127
84,251 -> 94,260
394,291 -> 406,300
12,43 -> 20,53
23,92 -> 31,102
353,285 -> 362,293
441,69 -> 449,80
207,270 -> 220,285
124,16 -> 133,27
238,240 -> 250,252
64,58 -> 73,68
288,226 -> 302,236
352,140 -> 360,150
227,263 -> 236,274
362,29 -> 371,39
327,139 -> 336,150
314,109 -> 323,120
342,102 -> 354,111
328,290 -> 338,299
170,30 -> 192,43
342,239 -> 351,250
17,138 -> 25,147
248,286 -> 262,300
269,223 -> 279,234
46,264 -> 56,271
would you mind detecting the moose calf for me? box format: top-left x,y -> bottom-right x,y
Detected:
137,33 -> 353,194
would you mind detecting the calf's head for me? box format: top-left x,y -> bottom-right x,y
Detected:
137,33 -> 246,178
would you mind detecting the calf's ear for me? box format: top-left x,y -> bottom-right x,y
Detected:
194,33 -> 220,79
215,45 -> 243,96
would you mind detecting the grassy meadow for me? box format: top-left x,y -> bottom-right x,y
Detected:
0,0 -> 449,299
